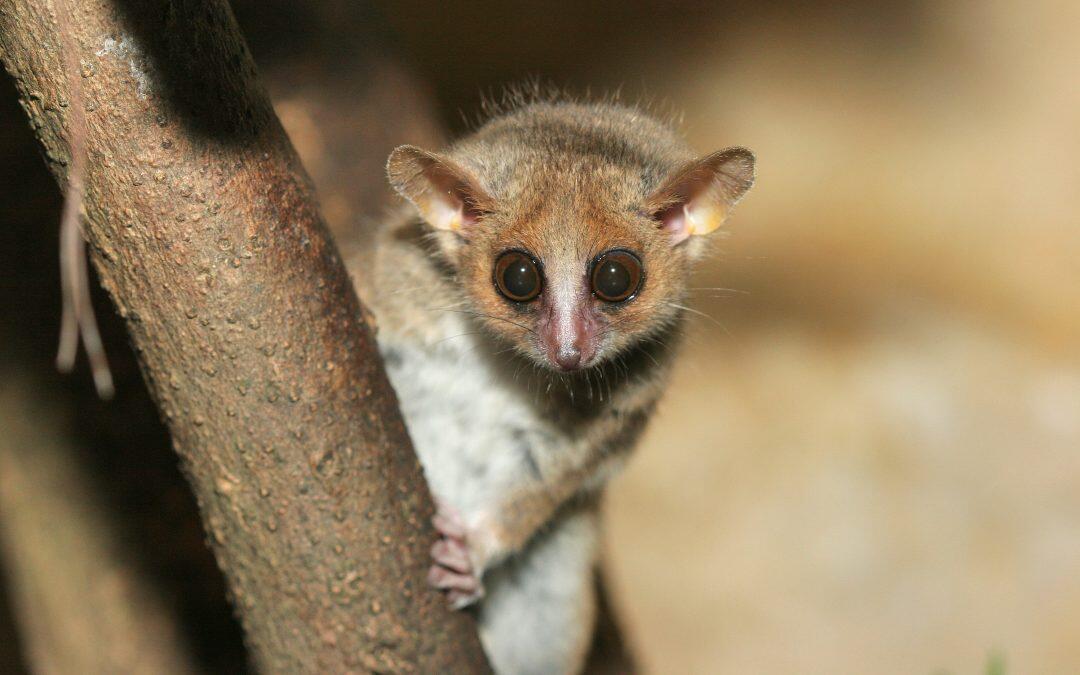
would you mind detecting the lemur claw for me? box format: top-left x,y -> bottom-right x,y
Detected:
429,498 -> 484,608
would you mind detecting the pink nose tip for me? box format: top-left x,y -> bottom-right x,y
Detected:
554,346 -> 582,371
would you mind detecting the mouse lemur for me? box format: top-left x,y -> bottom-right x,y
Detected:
351,95 -> 754,674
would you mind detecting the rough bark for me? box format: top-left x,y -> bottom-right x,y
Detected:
0,0 -> 490,672
0,371 -> 196,675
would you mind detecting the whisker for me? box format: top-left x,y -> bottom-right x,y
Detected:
433,331 -> 483,346
685,287 -> 749,295
426,300 -> 471,309
513,357 -> 531,383
666,302 -> 731,336
665,302 -> 717,324
637,346 -> 662,369
635,334 -> 670,351
434,307 -> 536,335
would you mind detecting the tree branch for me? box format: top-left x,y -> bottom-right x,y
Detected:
0,0 -> 489,671
0,371 -> 195,675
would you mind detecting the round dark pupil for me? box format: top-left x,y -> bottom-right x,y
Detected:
502,257 -> 537,299
595,259 -> 631,298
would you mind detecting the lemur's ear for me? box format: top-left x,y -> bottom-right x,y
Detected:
387,145 -> 495,233
645,147 -> 755,245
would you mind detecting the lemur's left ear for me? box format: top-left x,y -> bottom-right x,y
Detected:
645,147 -> 755,245
387,145 -> 495,233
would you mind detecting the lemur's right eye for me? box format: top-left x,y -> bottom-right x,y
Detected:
493,250 -> 542,302
591,249 -> 643,303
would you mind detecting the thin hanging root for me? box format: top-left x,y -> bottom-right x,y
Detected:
54,0 -> 114,399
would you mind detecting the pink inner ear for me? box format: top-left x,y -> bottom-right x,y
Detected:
424,166 -> 489,231
655,203 -> 691,245
458,193 -> 485,228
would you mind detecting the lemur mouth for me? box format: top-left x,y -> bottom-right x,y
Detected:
553,348 -> 584,372
538,340 -> 599,373
537,348 -> 602,375
536,315 -> 601,373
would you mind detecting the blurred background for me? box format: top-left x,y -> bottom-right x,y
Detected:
2,1 -> 1078,673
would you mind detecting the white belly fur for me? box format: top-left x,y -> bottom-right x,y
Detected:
380,324 -> 560,519
379,318 -> 602,675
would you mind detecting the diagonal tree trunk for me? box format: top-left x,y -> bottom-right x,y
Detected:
0,0 -> 490,671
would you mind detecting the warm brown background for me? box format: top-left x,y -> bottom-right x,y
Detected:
376,1 -> 1080,673
2,1 -> 1077,673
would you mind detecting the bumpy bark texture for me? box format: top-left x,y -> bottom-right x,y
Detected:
0,0 -> 489,672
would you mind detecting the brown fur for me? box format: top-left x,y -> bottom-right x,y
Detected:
385,99 -> 754,370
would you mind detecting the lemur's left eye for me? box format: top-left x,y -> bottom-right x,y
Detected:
591,250 -> 643,303
494,250 -> 542,302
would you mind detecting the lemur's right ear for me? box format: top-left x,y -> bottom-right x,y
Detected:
645,147 -> 755,245
387,145 -> 495,233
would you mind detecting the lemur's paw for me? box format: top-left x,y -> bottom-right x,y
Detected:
428,500 -> 484,609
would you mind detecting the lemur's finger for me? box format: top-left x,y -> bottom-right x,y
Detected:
432,513 -> 467,540
431,539 -> 471,573
427,565 -> 480,593
448,589 -> 484,610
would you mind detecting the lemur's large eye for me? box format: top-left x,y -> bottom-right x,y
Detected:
494,250 -> 542,302
591,250 -> 643,303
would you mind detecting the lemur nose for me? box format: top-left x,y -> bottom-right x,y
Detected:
554,345 -> 582,371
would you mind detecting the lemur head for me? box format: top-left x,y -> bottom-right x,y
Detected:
387,101 -> 754,372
